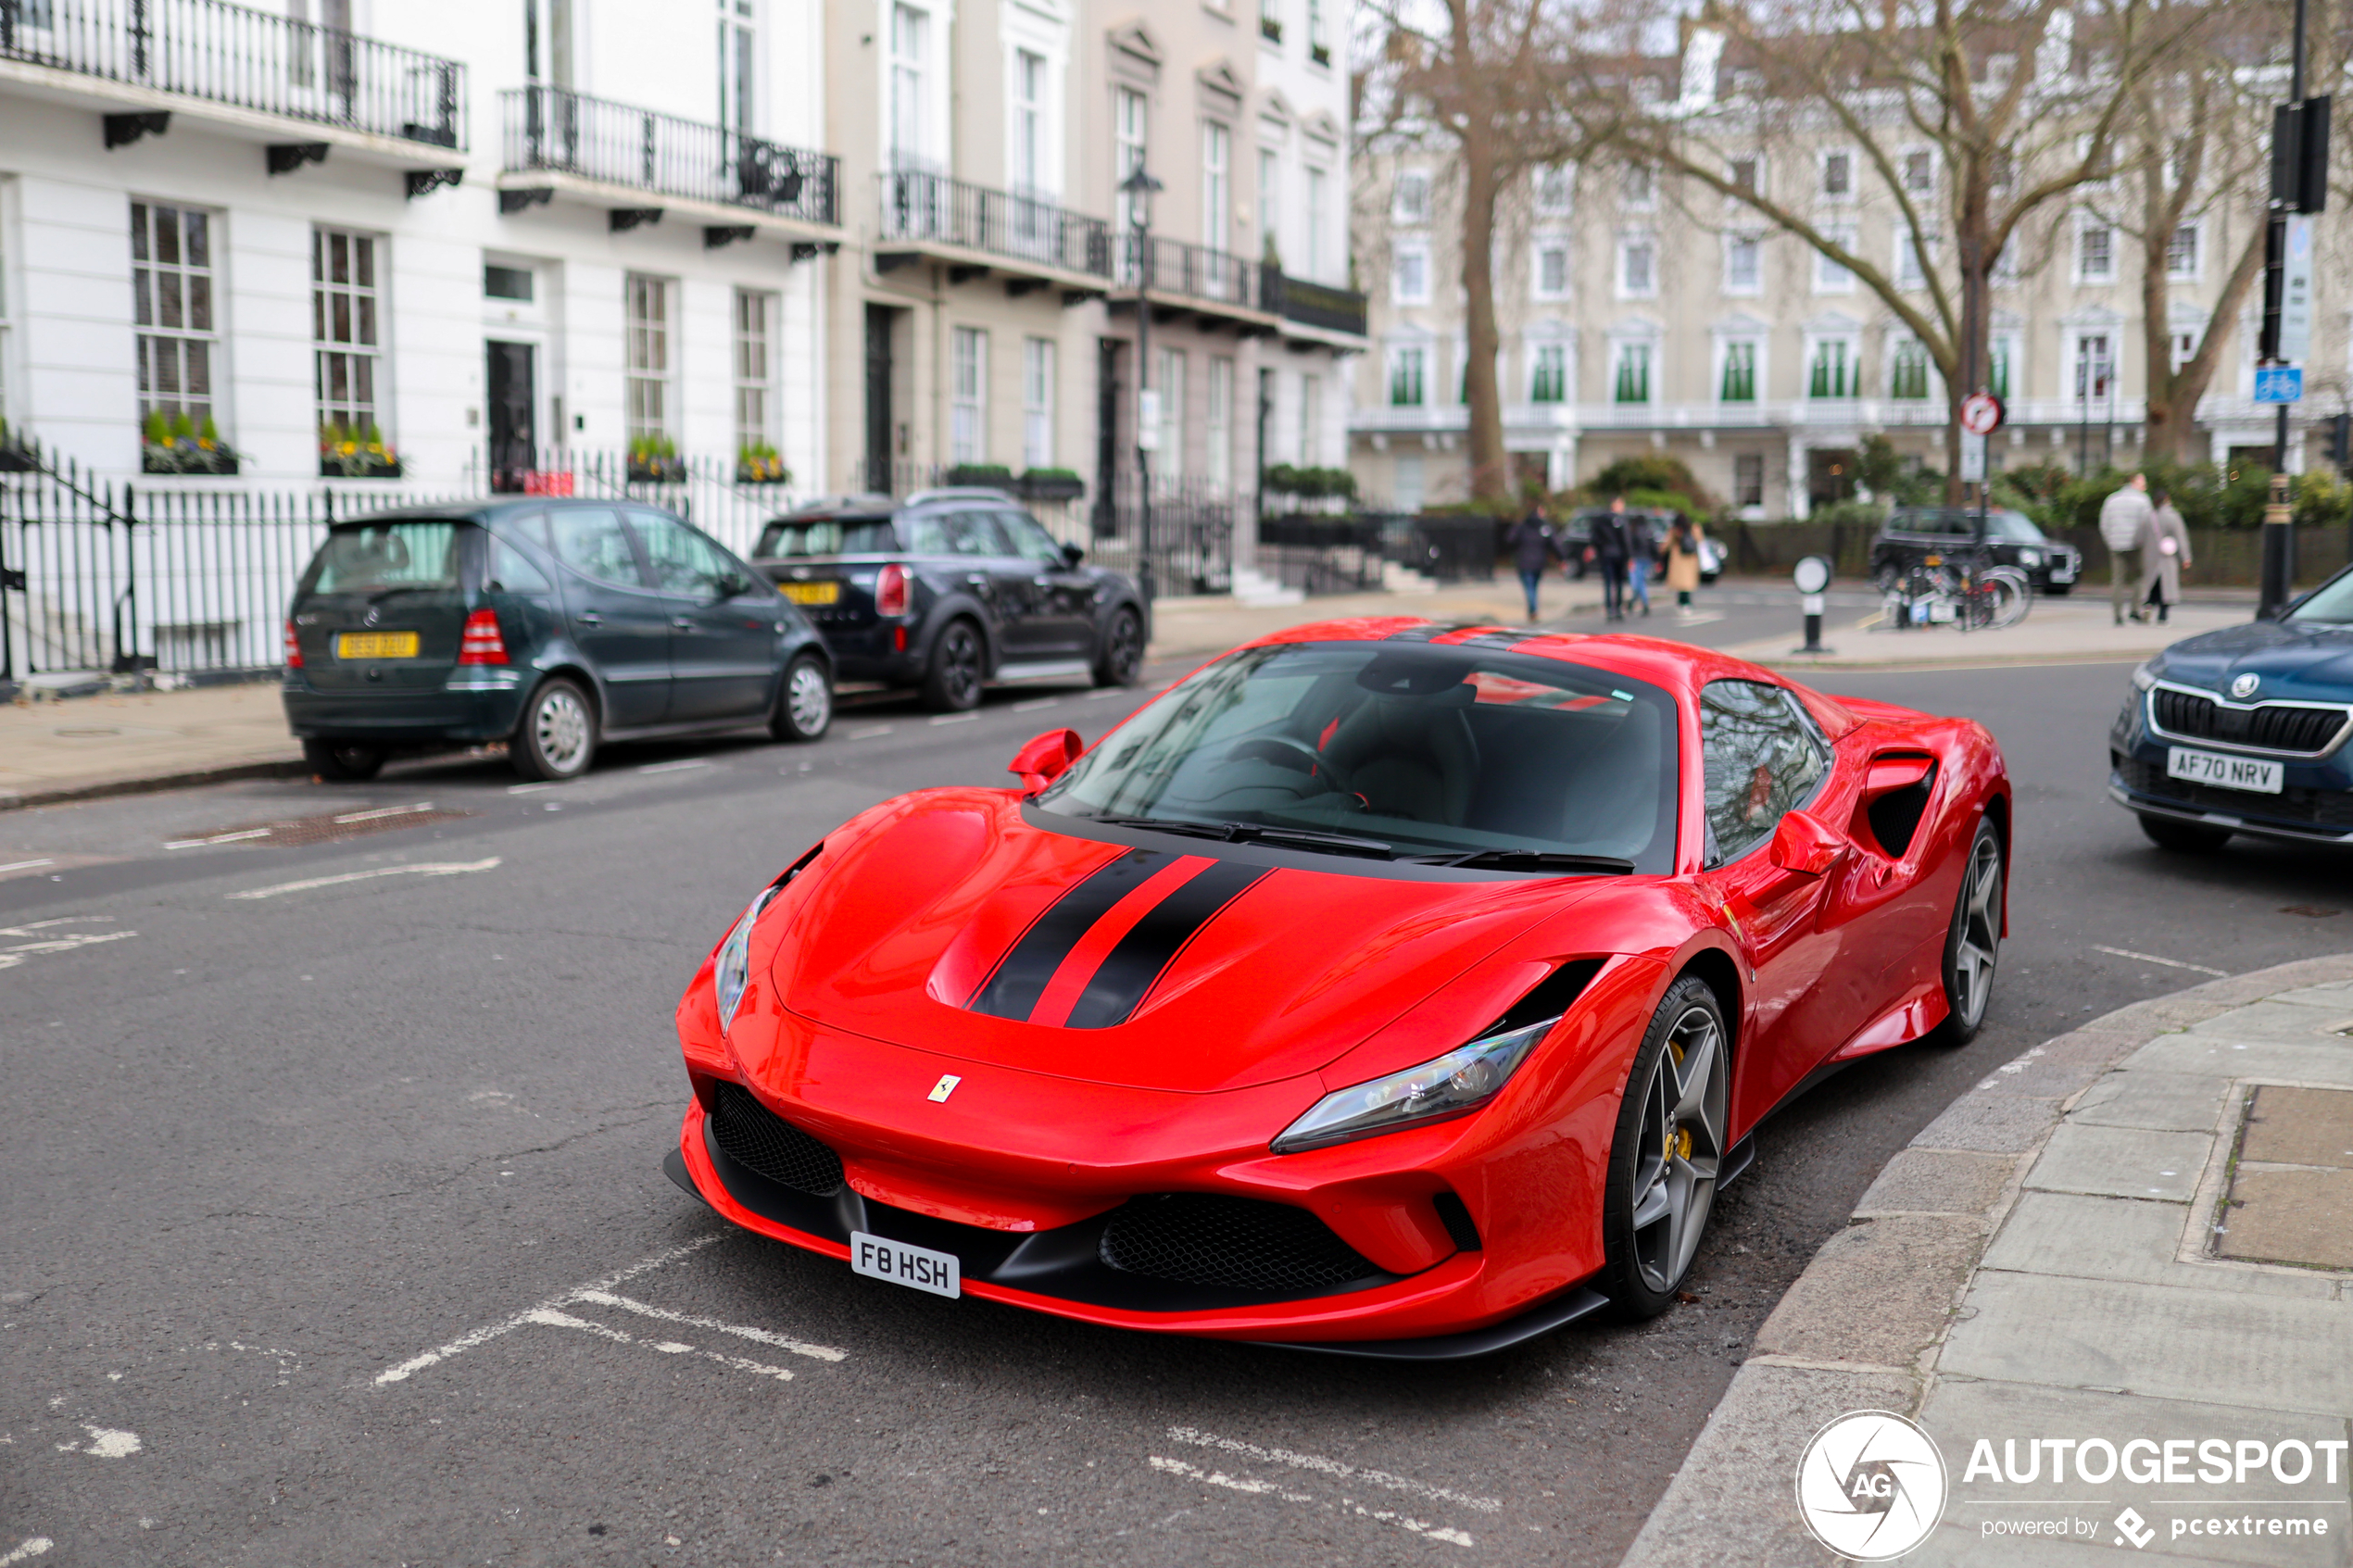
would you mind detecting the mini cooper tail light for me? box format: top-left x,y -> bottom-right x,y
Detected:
875,562 -> 911,618
283,621 -> 303,669
457,608 -> 510,665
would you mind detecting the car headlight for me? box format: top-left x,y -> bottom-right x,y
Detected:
2019,548 -> 2042,567
1271,1015 -> 1556,1153
2131,659 -> 2160,692
712,886 -> 781,1032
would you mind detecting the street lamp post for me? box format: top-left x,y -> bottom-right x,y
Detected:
1120,162 -> 1164,604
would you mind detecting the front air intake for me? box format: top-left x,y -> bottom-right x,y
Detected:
1098,1193 -> 1385,1294
707,1081 -> 846,1197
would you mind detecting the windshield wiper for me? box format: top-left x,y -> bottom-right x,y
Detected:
1408,848 -> 1636,874
1083,815 -> 1395,859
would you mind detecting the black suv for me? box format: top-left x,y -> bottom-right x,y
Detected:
750,488 -> 1148,711
1871,507 -> 2081,596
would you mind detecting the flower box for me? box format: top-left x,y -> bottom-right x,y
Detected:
628,456 -> 687,484
946,464 -> 1017,490
1019,470 -> 1086,501
142,440 -> 241,476
320,444 -> 404,479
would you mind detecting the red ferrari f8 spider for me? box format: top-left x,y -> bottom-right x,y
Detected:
667,621 -> 2009,1357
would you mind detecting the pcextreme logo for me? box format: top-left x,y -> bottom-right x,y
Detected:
1796,1411 -> 1949,1561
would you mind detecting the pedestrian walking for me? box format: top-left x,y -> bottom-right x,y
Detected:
1626,508 -> 1656,617
1504,505 -> 1566,622
2099,472 -> 2155,625
1586,496 -> 1632,621
2141,489 -> 2191,624
1664,517 -> 1705,616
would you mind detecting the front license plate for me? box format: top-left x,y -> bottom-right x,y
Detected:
2167,746 -> 2283,794
778,582 -> 840,606
335,631 -> 420,659
849,1231 -> 961,1298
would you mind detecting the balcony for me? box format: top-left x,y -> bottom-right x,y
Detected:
0,0 -> 464,153
873,169 -> 1111,295
1263,269 -> 1368,347
497,86 -> 838,235
1112,234 -> 1282,334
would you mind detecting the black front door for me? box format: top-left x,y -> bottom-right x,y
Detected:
864,306 -> 893,492
487,341 -> 535,495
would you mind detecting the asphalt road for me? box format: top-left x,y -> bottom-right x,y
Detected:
6,593 -> 2350,1568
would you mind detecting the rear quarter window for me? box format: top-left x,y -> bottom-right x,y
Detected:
301,521 -> 467,596
757,519 -> 899,557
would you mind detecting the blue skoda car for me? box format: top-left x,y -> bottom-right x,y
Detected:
2110,565 -> 2353,850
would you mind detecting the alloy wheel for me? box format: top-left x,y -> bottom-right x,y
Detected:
535,686 -> 590,773
939,625 -> 981,707
786,660 -> 831,736
1100,609 -> 1142,684
1951,832 -> 2002,1029
1628,1005 -> 1727,1296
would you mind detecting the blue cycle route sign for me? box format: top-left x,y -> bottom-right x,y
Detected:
2254,365 -> 2304,404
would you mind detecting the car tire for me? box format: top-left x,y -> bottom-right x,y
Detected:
921,619 -> 985,712
302,738 -> 386,782
511,676 -> 598,781
1873,564 -> 1901,594
1092,606 -> 1144,687
770,653 -> 833,743
2045,583 -> 2072,596
2139,812 -> 2233,853
1600,974 -> 1730,1320
1931,816 -> 2005,1046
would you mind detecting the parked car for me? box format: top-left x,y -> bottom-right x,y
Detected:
283,499 -> 835,783
2108,562 -> 2353,852
749,488 -> 1149,712
1561,508 -> 1720,584
1871,507 -> 2080,596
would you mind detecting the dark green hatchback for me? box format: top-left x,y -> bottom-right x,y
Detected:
283,499 -> 836,781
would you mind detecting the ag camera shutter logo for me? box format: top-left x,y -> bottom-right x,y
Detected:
1795,1411 -> 1948,1561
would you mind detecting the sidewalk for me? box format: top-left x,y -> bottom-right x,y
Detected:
0,680 -> 308,809
1624,953 -> 2353,1567
1144,576 -> 1598,662
1723,596 -> 2255,673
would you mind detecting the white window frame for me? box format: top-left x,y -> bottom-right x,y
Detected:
1532,163 -> 1572,217
888,2 -> 932,169
1819,148 -> 1855,200
1022,335 -> 1055,470
733,286 -> 777,456
1391,239 -> 1430,305
1304,165 -> 1329,280
1814,226 -> 1856,295
1528,337 -> 1570,404
1393,169 -> 1430,225
624,271 -> 674,445
1727,153 -> 1764,198
1205,354 -> 1232,486
2166,220 -> 2202,282
1295,370 -> 1318,465
2070,329 -> 2116,410
1898,146 -> 1935,197
1715,336 -> 1761,403
1805,335 -> 1859,400
1202,119 -> 1231,254
1733,452 -> 1767,508
1887,332 -> 1933,400
1259,147 -> 1283,254
1609,336 -> 1655,406
1722,232 -> 1761,295
312,224 -> 384,445
1114,88 -> 1149,236
1988,332 -> 2020,399
1895,231 -> 1932,291
1010,47 -> 1049,197
719,0 -> 755,133
1531,234 -> 1571,301
1617,232 -> 1657,300
950,325 -> 987,465
1156,347 -> 1185,479
132,200 -> 225,442
2075,219 -> 2115,284
1387,344 -> 1428,407
1620,162 -> 1656,211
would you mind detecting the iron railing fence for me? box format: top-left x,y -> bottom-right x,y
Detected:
1255,512 -> 1499,595
1118,234 -> 1264,310
499,86 -> 837,225
1260,270 -> 1369,337
0,443 -> 457,682
1085,474 -> 1238,597
876,170 -> 1111,278
0,0 -> 464,147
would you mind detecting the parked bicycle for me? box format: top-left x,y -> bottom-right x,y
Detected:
1886,542 -> 2032,632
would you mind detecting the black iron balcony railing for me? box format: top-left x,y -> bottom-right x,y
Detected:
1263,269 -> 1368,337
0,0 -> 464,148
1119,234 -> 1266,311
499,86 -> 838,226
876,169 -> 1113,279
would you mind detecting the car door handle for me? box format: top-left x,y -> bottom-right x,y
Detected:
1033,576 -> 1052,587
672,616 -> 695,631
965,573 -> 988,586
575,610 -> 603,627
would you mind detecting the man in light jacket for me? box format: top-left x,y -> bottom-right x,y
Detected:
2100,473 -> 2155,625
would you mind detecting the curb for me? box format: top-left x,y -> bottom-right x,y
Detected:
0,756 -> 311,814
1618,950 -> 2353,1567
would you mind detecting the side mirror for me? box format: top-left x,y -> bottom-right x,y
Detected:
1009,728 -> 1083,793
1768,809 -> 1850,878
1061,542 -> 1086,568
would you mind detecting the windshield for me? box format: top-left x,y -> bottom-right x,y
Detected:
2287,568 -> 2353,623
1038,641 -> 1680,872
300,521 -> 464,596
755,518 -> 898,557
1896,508 -> 2045,543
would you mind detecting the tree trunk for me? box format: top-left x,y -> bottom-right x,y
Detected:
2145,222 -> 2265,465
1459,132 -> 1509,504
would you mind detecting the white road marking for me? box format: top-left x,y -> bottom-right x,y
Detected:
330,803 -> 433,824
164,827 -> 273,849
1,1537 -> 53,1564
521,1309 -> 797,1381
56,1426 -> 140,1459
1084,688 -> 1128,700
571,1290 -> 847,1362
847,724 -> 894,740
228,859 -> 502,900
2090,944 -> 2229,978
1011,697 -> 1062,712
0,918 -> 136,971
506,782 -> 557,794
1147,1456 -> 1476,1549
637,759 -> 713,774
928,712 -> 980,726
0,859 -> 56,874
1165,1426 -> 1502,1512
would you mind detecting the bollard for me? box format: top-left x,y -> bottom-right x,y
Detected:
1792,556 -> 1832,655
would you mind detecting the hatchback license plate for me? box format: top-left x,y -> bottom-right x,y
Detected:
849,1232 -> 960,1298
2167,746 -> 2283,794
779,582 -> 840,606
335,631 -> 420,659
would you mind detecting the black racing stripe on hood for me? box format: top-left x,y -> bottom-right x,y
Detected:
967,847 -> 1173,1020
1381,623 -> 1536,651
1060,859 -> 1271,1030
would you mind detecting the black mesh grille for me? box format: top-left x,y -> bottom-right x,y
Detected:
1098,1194 -> 1384,1295
708,1082 -> 845,1196
2118,758 -> 2353,829
2152,689 -> 2348,754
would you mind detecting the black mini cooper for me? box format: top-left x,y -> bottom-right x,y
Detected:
750,488 -> 1149,711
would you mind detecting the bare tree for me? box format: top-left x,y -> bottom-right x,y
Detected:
1573,0 -> 2208,497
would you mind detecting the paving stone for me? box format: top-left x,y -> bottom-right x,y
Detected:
2119,1034 -> 2353,1087
2217,1168 -> 2353,1270
1753,1214 -> 1989,1368
1915,1380 -> 2353,1567
1620,1361 -> 1917,1568
2029,1124 -> 2212,1202
1979,1191 -> 2334,1299
2268,980 -> 2353,1012
1911,1092 -> 2067,1154
1856,1149 -> 2022,1216
1937,1272 -> 2353,1417
2240,1085 -> 2353,1169
2070,1071 -> 2230,1133
2190,1002 -> 2353,1047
